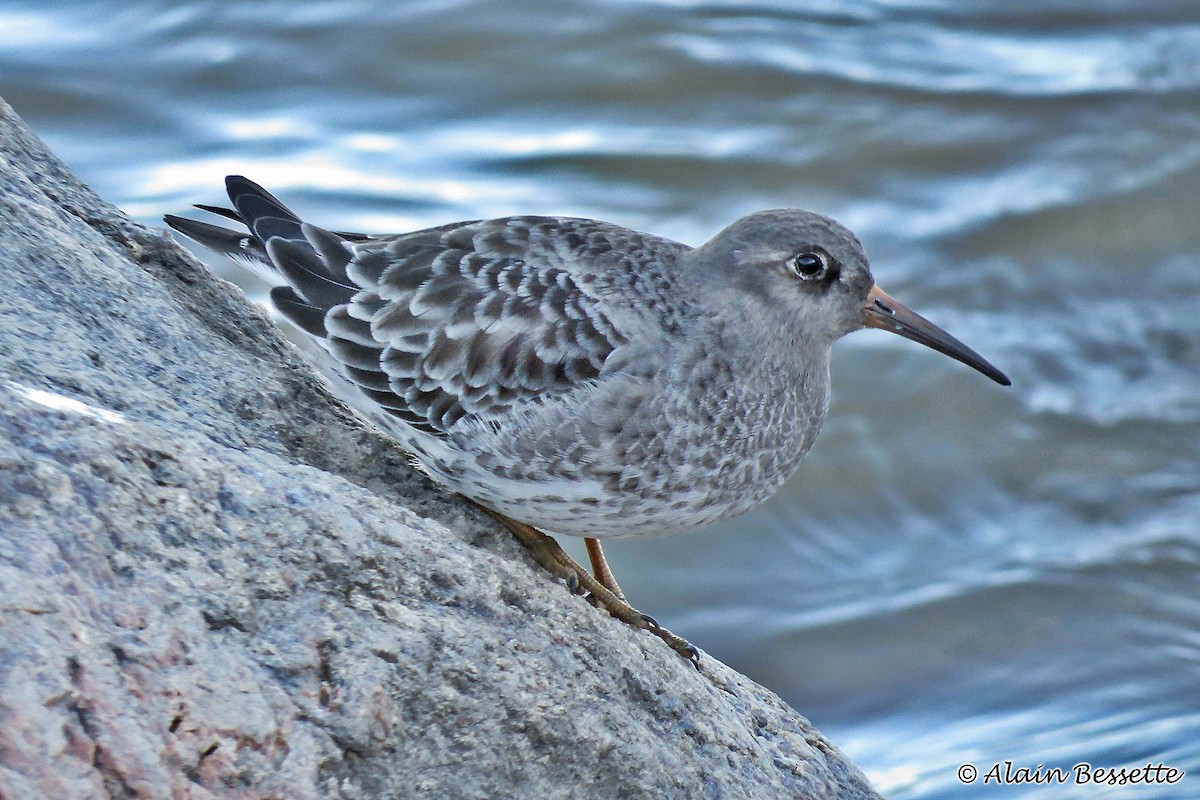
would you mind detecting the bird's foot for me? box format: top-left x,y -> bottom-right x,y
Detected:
478,505 -> 700,668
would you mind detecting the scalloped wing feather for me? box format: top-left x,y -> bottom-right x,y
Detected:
329,218 -> 631,435
167,179 -> 680,442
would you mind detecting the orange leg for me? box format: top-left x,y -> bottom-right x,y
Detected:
475,504 -> 699,668
584,537 -> 626,603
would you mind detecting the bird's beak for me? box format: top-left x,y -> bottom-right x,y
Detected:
863,285 -> 1011,386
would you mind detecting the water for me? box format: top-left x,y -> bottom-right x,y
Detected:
4,1 -> 1199,795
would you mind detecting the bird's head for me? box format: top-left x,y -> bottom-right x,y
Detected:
696,209 -> 1010,386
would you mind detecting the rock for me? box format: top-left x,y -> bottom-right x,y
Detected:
0,97 -> 882,800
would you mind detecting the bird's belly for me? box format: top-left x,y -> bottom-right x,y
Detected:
480,427 -> 818,539
380,360 -> 830,539
404,398 -> 825,540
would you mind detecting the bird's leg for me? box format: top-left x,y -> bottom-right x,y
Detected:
476,504 -> 699,667
584,537 -> 626,603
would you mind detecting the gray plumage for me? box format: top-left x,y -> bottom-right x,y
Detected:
166,176 -> 1004,539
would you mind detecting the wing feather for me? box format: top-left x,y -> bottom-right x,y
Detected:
165,178 -> 696,441
324,217 -> 637,436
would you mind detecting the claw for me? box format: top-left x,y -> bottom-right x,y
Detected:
565,573 -> 581,594
680,643 -> 702,669
639,613 -> 660,630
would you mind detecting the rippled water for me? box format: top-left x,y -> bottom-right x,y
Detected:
5,1 -> 1199,796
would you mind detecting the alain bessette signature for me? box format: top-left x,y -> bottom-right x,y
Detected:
957,760 -> 1185,786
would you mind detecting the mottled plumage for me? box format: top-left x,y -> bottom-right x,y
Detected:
166,177 -> 1007,543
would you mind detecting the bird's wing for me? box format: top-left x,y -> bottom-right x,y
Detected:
167,176 -> 662,437
330,217 -> 638,435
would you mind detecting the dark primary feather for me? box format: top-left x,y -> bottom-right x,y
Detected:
269,286 -> 327,337
165,176 -> 631,437
194,201 -> 373,241
193,203 -> 246,223
162,213 -> 263,262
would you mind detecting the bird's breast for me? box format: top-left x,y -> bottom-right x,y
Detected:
590,341 -> 832,533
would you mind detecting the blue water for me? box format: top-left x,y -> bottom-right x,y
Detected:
5,1 -> 1199,796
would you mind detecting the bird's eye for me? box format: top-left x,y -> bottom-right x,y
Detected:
790,250 -> 829,280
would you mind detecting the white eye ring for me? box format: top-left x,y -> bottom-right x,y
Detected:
790,250 -> 829,280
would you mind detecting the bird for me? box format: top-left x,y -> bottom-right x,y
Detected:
166,176 -> 1010,666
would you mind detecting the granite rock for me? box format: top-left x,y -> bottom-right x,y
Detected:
0,97 -> 881,800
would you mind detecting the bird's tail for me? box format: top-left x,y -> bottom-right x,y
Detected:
164,175 -> 367,337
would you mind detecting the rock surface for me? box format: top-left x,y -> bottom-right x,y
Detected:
0,97 -> 881,800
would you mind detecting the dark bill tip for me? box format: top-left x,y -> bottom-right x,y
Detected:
863,285 -> 1011,386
